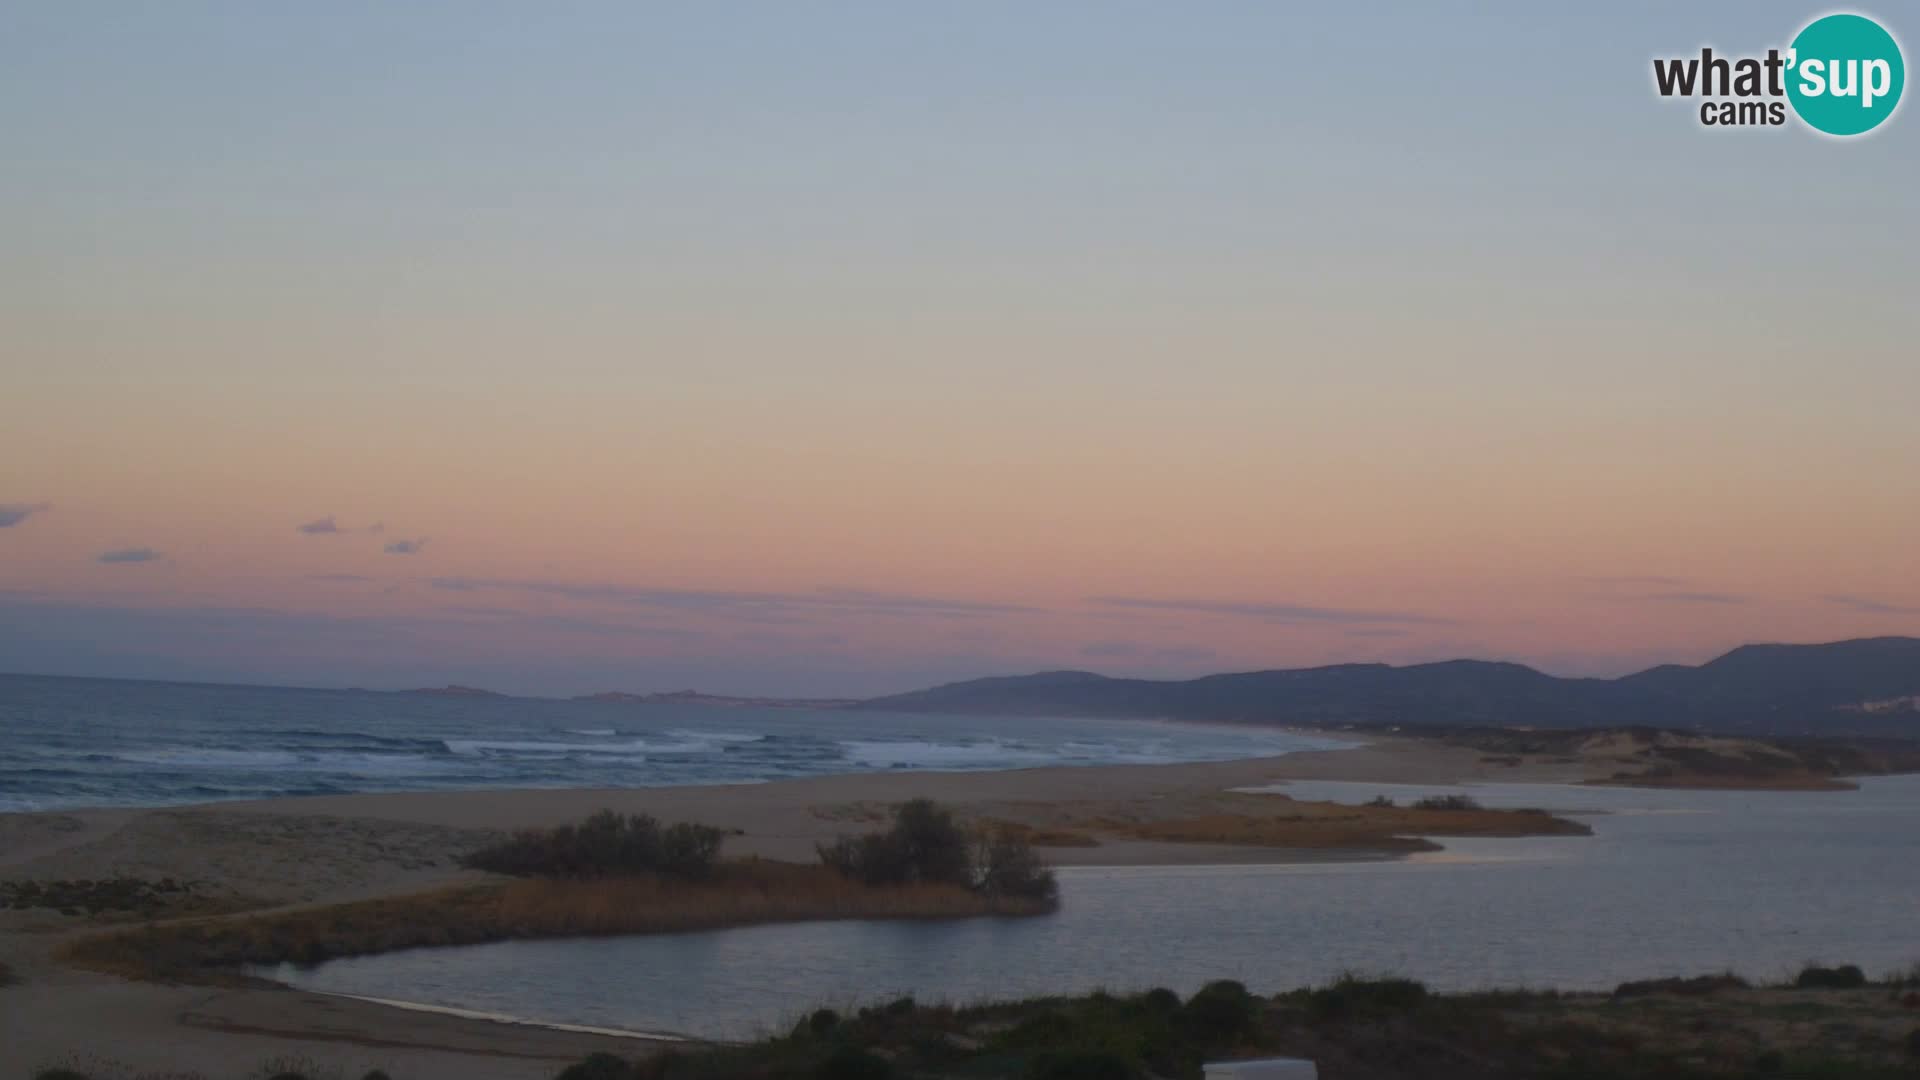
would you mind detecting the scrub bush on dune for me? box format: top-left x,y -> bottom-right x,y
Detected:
460,811 -> 727,880
819,798 -> 1058,905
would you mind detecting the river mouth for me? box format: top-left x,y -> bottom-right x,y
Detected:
260,776 -> 1920,1041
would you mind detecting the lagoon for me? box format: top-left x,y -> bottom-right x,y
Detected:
265,775 -> 1920,1040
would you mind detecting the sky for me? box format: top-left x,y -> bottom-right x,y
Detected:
3,3 -> 1917,697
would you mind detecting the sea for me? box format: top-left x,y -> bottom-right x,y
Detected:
0,673 -> 1348,812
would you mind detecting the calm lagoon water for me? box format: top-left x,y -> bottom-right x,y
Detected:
266,775 -> 1920,1040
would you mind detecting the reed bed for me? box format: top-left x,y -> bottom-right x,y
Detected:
1114,802 -> 1590,850
61,860 -> 1052,982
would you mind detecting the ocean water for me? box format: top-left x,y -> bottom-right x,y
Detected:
265,776 -> 1920,1040
0,674 -> 1349,812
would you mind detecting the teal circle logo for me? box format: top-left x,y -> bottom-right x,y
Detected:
1787,13 -> 1905,136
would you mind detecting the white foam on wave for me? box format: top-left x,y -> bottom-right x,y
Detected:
445,738 -> 649,757
443,734 -> 741,757
567,728 -> 617,736
114,748 -> 460,777
840,739 -> 1057,770
116,748 -> 302,768
664,728 -> 763,744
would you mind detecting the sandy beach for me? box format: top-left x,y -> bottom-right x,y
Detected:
0,733 -> 1846,1079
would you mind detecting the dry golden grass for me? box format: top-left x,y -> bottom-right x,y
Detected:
61,859 -> 1052,982
972,819 -> 1103,848
1109,800 -> 1589,851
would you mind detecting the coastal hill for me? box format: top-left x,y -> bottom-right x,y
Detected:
859,636 -> 1920,739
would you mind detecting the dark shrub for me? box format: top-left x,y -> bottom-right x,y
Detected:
1138,987 -> 1182,1013
659,822 -> 726,879
1905,1028 -> 1920,1057
1794,964 -> 1867,989
33,1071 -> 90,1080
1613,974 -> 1748,998
975,826 -> 1059,903
555,1051 -> 637,1080
1412,794 -> 1482,811
821,799 -> 1055,902
1752,1050 -> 1785,1074
1365,795 -> 1396,807
1026,1050 -> 1140,1080
1304,975 -> 1429,1020
1181,980 -> 1258,1046
362,1072 -> 394,1080
893,799 -> 973,886
807,1007 -> 842,1036
463,811 -> 724,879
813,1046 -> 896,1080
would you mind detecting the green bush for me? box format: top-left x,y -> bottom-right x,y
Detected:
1180,980 -> 1259,1047
462,811 -> 725,880
1794,964 -> 1867,990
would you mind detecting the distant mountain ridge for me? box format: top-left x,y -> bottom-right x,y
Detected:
858,637 -> 1920,739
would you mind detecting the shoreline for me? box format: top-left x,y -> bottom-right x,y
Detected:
1,733 -> 1905,1080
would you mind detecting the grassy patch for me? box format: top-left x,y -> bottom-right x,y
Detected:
60,860 -> 1052,982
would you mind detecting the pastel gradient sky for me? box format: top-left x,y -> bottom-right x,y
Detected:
4,3 -> 1917,696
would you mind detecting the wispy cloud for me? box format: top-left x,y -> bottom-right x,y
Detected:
384,538 -> 428,555
1643,591 -> 1747,605
1088,596 -> 1457,626
1580,575 -> 1690,587
306,573 -> 374,584
428,578 -> 1037,618
97,547 -> 162,565
0,502 -> 52,528
1080,640 -> 1219,664
1824,594 -> 1920,616
296,515 -> 342,535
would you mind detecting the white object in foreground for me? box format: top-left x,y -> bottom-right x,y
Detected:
1203,1058 -> 1318,1080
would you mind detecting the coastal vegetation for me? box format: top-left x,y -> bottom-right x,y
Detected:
1108,794 -> 1588,853
538,967 -> 1920,1080
60,802 -> 1057,982
459,810 -> 729,880
35,966 -> 1920,1080
819,798 -> 1058,903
